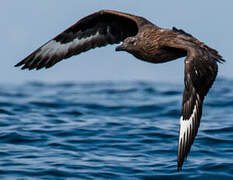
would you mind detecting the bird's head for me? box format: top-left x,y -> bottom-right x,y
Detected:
115,37 -> 138,53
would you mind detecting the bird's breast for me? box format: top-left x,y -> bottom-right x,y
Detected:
132,46 -> 186,64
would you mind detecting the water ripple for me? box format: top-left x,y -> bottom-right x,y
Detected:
0,79 -> 232,179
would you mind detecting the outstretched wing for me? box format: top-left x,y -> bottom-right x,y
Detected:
15,10 -> 150,70
159,28 -> 224,171
178,52 -> 218,170
178,42 -> 224,171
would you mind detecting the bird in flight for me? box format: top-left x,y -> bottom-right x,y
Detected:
15,9 -> 225,171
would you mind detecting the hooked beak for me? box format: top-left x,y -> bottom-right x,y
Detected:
115,44 -> 126,51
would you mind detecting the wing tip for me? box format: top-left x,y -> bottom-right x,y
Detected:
177,147 -> 184,172
14,60 -> 29,70
14,59 -> 32,70
177,166 -> 182,172
15,49 -> 40,70
14,60 -> 25,68
14,60 -> 44,71
177,155 -> 184,172
218,57 -> 226,64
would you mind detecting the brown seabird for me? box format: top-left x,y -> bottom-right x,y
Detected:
15,10 -> 225,171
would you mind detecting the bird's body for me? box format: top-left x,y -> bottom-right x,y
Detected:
15,10 -> 224,171
118,27 -> 186,63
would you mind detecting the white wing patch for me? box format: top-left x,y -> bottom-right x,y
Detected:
179,92 -> 201,145
179,103 -> 197,143
36,31 -> 101,59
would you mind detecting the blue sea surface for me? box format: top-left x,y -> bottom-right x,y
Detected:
0,79 -> 232,179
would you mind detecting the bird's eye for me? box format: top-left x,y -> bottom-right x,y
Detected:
127,38 -> 137,46
129,40 -> 136,46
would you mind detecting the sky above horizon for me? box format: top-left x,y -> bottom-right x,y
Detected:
1,1 -> 233,84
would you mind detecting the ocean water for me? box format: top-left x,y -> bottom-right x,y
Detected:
0,79 -> 232,180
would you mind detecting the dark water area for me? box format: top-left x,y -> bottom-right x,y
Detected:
0,79 -> 232,179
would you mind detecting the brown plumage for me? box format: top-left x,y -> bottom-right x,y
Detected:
15,9 -> 225,171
